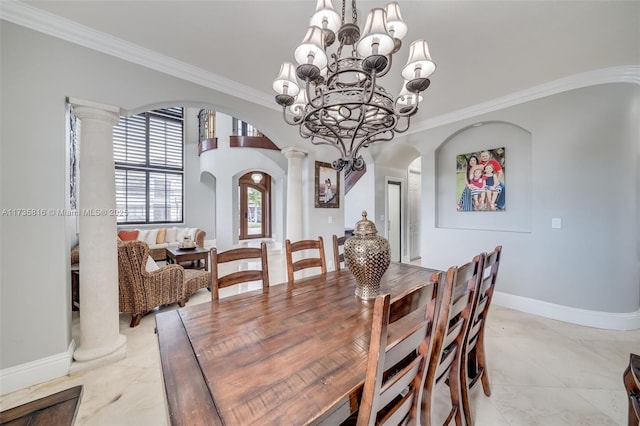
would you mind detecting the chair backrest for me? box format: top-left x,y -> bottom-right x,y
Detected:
211,241 -> 270,300
422,254 -> 484,426
333,234 -> 346,271
465,245 -> 502,388
624,353 -> 640,426
285,237 -> 327,284
117,240 -> 151,311
357,282 -> 438,426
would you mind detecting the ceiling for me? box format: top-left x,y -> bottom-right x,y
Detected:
8,1 -> 640,124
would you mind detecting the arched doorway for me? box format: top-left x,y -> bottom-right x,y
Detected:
239,171 -> 271,239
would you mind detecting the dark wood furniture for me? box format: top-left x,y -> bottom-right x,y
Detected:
211,242 -> 269,300
466,246 -> 502,399
625,353 -> 640,426
285,236 -> 327,284
156,262 -> 440,426
353,282 -> 437,425
333,234 -> 346,270
0,385 -> 83,426
422,254 -> 484,426
165,246 -> 210,271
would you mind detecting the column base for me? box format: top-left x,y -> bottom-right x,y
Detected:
70,335 -> 127,375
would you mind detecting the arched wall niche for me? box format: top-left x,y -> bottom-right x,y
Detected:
435,120 -> 533,232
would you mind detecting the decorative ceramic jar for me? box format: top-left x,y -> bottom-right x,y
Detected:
344,211 -> 391,300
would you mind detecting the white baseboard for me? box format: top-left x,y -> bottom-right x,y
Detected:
0,340 -> 75,396
493,291 -> 640,331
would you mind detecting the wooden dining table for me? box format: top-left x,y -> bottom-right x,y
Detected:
155,262 -> 440,426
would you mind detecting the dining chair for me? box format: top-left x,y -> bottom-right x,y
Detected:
333,234 -> 347,271
421,254 -> 484,426
285,237 -> 327,284
352,281 -> 438,426
624,353 -> 640,426
211,241 -> 269,300
464,246 -> 502,402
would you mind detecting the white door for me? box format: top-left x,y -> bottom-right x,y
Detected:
387,181 -> 401,262
408,168 -> 421,260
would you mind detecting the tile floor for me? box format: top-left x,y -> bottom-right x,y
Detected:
1,250 -> 638,425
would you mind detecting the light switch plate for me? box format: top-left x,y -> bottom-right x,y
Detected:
551,218 -> 562,229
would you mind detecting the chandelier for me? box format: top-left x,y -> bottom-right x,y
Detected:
273,0 -> 435,173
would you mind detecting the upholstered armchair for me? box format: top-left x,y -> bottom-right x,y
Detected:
117,240 -> 211,327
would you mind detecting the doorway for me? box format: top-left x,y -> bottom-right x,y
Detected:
387,180 -> 402,262
239,171 -> 271,240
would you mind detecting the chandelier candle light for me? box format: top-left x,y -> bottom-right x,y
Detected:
273,0 -> 435,173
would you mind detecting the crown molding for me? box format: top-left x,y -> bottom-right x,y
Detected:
410,65 -> 640,133
0,0 -> 277,111
2,1 -> 638,126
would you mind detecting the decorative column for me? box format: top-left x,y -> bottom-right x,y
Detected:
282,147 -> 307,242
69,98 -> 126,373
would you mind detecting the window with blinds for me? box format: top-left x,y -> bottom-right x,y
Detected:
114,107 -> 184,224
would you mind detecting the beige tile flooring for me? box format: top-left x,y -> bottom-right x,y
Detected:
1,251 -> 638,425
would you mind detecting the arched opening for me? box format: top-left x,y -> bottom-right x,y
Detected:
239,171 -> 272,240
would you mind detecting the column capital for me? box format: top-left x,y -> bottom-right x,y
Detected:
69,98 -> 120,126
282,146 -> 308,160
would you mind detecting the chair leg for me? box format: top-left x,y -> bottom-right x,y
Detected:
448,359 -> 465,426
130,314 -> 142,328
476,330 -> 492,397
460,352 -> 473,426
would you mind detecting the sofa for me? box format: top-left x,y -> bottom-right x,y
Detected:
118,227 -> 206,260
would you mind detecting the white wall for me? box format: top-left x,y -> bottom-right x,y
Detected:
184,107 -> 215,241
198,112 -> 287,251
0,22 -> 301,387
344,166 -> 376,231
409,83 -> 640,317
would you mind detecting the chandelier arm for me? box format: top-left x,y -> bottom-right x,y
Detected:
318,110 -> 349,156
351,127 -> 397,159
363,73 -> 378,105
309,133 -> 349,159
393,115 -> 412,133
376,54 -> 393,78
281,107 -> 303,126
394,100 -> 420,117
352,133 -> 395,164
305,81 -> 325,110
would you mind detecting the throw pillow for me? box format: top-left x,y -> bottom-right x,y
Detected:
137,229 -> 150,242
144,229 -> 158,245
156,228 -> 166,244
145,256 -> 160,272
165,227 -> 177,243
176,228 -> 190,241
118,230 -> 138,241
188,228 -> 198,241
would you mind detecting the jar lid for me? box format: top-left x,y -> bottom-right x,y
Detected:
353,211 -> 378,236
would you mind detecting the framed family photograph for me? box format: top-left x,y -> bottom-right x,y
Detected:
315,161 -> 340,208
456,147 -> 506,212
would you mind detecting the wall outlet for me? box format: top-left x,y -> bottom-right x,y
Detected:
328,216 -> 332,224
551,218 -> 562,229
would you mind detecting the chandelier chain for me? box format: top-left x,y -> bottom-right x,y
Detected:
351,0 -> 357,24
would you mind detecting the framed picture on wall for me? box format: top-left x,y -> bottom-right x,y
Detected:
456,147 -> 506,212
315,161 -> 340,208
